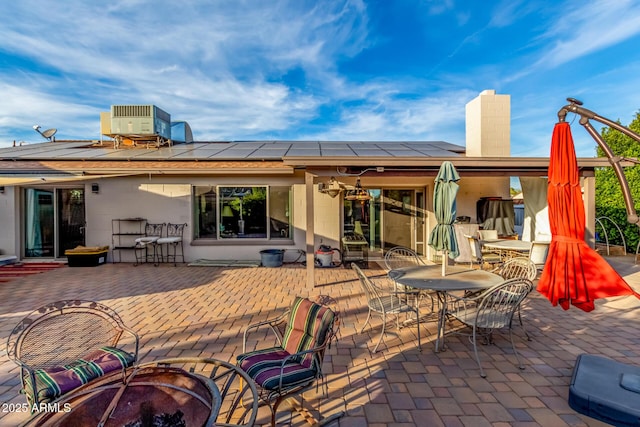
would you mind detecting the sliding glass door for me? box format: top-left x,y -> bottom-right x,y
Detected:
382,188 -> 426,255
24,188 -> 85,258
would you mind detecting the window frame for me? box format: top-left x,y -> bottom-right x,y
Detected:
192,184 -> 292,243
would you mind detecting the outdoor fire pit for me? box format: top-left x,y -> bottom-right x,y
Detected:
21,365 -> 221,427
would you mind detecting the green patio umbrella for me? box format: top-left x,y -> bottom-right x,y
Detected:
428,161 -> 460,275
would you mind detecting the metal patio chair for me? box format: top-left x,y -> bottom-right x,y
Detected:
384,246 -> 436,312
6,300 -> 139,407
495,256 -> 537,281
468,235 -> 502,270
443,277 -> 533,377
236,296 -> 342,426
477,229 -> 498,240
156,222 -> 187,266
493,257 -> 537,340
134,222 -> 165,265
529,241 -> 550,272
353,263 -> 421,353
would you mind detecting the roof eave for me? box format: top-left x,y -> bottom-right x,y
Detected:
282,155 -> 618,168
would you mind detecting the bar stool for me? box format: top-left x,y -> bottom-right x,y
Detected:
156,223 -> 187,266
134,222 -> 165,265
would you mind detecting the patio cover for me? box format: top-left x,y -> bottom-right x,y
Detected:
0,173 -> 139,186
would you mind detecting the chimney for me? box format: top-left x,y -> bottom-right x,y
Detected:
465,89 -> 510,157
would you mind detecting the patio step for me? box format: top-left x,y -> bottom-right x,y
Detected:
0,262 -> 66,282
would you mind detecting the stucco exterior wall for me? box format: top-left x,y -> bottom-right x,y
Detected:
456,177 -> 511,222
0,187 -> 18,257
86,176 -> 309,263
0,173 -> 512,262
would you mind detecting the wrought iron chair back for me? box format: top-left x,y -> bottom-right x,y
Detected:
496,257 -> 537,281
477,229 -> 498,240
468,236 -> 502,269
493,257 -> 537,340
353,264 -> 420,353
383,245 -> 436,312
444,278 -> 533,377
134,222 -> 165,265
6,300 -> 139,406
383,246 -> 425,270
156,222 -> 187,265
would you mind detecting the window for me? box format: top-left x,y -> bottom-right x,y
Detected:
193,185 -> 291,240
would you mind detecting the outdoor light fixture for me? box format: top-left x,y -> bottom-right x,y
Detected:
345,178 -> 371,201
318,177 -> 343,198
32,125 -> 57,142
91,183 -> 100,194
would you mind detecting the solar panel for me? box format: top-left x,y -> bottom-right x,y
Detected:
0,140 -> 464,161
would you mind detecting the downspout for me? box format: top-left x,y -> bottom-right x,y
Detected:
558,98 -> 640,226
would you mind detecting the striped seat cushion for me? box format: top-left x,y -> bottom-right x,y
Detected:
281,297 -> 335,368
236,347 -> 317,391
24,346 -> 135,404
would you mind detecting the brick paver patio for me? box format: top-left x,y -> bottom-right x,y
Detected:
1,257 -> 638,426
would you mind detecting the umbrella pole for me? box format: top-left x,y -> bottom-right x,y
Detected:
442,250 -> 447,276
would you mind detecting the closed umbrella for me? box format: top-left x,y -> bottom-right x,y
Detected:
537,122 -> 639,311
428,161 -> 460,276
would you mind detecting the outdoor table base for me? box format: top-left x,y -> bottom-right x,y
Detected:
389,265 -> 503,352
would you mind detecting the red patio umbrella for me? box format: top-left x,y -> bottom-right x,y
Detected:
537,122 -> 640,312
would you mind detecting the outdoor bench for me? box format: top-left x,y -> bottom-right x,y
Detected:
6,300 -> 139,407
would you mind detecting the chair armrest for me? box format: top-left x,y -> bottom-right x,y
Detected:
275,341 -> 330,392
120,325 -> 140,361
242,310 -> 289,353
444,289 -> 486,304
443,289 -> 486,319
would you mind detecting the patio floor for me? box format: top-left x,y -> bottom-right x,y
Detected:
1,256 -> 639,426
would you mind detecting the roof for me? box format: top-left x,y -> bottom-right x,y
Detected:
0,140 -> 464,161
0,139 -> 622,179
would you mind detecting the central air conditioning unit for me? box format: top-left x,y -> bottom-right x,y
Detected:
110,105 -> 171,141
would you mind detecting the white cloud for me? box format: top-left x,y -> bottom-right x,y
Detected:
522,0 -> 640,72
0,0 -> 638,157
0,0 -> 372,143
304,88 -> 473,143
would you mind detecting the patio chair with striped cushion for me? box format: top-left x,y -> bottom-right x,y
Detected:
236,296 -> 343,426
6,300 -> 138,407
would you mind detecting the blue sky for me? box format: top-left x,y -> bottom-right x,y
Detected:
1,0 -> 640,156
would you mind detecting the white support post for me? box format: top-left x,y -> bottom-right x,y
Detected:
305,172 -> 316,288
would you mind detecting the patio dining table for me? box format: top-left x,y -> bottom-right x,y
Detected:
482,239 -> 532,259
389,265 -> 503,351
